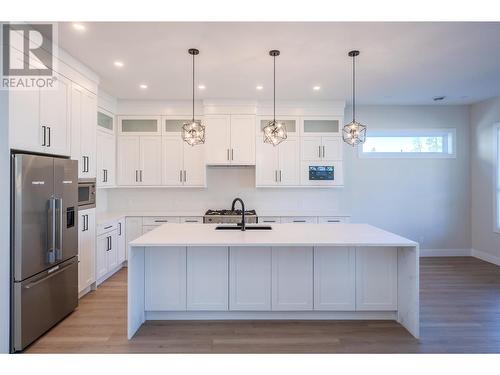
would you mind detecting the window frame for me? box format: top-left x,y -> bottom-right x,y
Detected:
358,128 -> 457,159
494,123 -> 500,233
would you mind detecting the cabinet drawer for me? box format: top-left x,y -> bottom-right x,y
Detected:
281,216 -> 317,224
97,221 -> 118,236
259,216 -> 281,224
180,217 -> 203,223
142,216 -> 180,225
318,216 -> 350,224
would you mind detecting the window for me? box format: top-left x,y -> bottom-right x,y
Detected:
495,124 -> 500,233
359,129 -> 456,158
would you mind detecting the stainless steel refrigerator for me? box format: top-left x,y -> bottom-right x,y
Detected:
11,153 -> 79,352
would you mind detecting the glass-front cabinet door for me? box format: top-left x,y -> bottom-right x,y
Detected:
118,116 -> 161,135
301,117 -> 342,136
97,109 -> 114,134
256,116 -> 299,138
163,117 -> 203,135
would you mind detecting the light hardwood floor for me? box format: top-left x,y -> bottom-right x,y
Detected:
25,257 -> 500,353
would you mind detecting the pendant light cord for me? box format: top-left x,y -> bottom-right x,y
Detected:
352,53 -> 356,122
273,54 -> 276,122
192,52 -> 195,122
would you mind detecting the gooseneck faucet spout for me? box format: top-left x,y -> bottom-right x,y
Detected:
231,198 -> 246,231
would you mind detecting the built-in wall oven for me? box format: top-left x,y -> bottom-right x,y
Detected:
78,179 -> 96,209
300,161 -> 344,186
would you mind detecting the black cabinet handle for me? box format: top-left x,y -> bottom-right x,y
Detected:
118,222 -> 122,236
42,126 -> 46,146
47,127 -> 51,147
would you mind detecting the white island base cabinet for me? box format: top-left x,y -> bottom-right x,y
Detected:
128,224 -> 419,339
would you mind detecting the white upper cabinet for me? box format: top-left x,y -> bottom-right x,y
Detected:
9,89 -> 40,153
117,136 -> 141,185
140,136 -> 162,185
256,137 -> 300,187
117,136 -> 161,186
162,137 -> 184,186
301,136 -> 342,161
10,73 -> 70,156
118,116 -> 161,135
205,115 -> 232,164
162,135 -> 206,187
205,114 -> 255,165
182,141 -> 206,186
39,74 -> 71,156
300,117 -> 342,136
229,115 -> 255,164
71,84 -> 97,178
96,130 -> 116,187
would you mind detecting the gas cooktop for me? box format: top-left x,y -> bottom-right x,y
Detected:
203,209 -> 258,224
205,209 -> 257,216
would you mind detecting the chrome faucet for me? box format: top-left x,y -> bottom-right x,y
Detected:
231,198 -> 246,231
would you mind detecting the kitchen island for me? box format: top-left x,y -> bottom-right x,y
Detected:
128,223 -> 419,339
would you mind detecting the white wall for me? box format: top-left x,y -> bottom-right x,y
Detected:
348,105 -> 471,251
106,104 -> 471,251
470,95 -> 500,264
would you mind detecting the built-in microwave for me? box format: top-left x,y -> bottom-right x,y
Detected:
300,161 -> 344,186
78,179 -> 96,209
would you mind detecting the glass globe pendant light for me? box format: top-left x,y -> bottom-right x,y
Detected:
342,50 -> 367,146
263,50 -> 287,146
182,48 -> 205,146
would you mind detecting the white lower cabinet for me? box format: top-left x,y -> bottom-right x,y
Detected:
78,209 -> 96,294
125,217 -> 143,250
117,218 -> 126,263
271,246 -> 313,310
145,247 -> 187,311
355,247 -> 398,311
314,247 -> 355,310
229,246 -> 272,310
187,246 -> 229,310
281,216 -> 317,224
96,230 -> 118,281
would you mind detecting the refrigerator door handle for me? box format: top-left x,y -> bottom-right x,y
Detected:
55,197 -> 63,261
47,197 -> 56,264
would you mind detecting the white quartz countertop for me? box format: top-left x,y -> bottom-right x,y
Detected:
96,210 -> 351,225
96,211 -> 204,224
129,223 -> 417,247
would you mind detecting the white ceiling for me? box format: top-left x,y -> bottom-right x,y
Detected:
58,22 -> 500,105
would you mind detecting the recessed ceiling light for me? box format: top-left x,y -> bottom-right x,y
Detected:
139,84 -> 148,89
114,61 -> 124,68
72,23 -> 86,32
313,86 -> 321,91
433,96 -> 445,101
198,84 -> 206,90
256,85 -> 263,90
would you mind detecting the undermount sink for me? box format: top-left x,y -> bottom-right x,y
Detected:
215,225 -> 272,231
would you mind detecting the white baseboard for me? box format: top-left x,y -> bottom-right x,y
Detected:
471,249 -> 500,266
420,248 -> 471,257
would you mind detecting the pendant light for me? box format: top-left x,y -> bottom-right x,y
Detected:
182,48 -> 205,146
263,50 -> 287,146
342,50 -> 367,147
